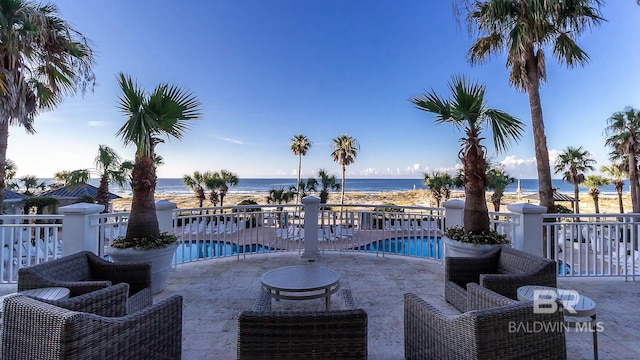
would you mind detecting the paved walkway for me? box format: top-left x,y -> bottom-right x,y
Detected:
3,252 -> 640,359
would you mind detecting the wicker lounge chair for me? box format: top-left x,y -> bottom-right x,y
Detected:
404,283 -> 566,360
17,251 -> 152,313
1,290 -> 182,360
445,245 -> 557,312
237,288 -> 368,359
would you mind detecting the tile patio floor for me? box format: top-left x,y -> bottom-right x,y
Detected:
3,252 -> 640,359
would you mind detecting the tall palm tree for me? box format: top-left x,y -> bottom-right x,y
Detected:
331,134 -> 359,205
94,145 -> 130,212
183,171 -> 208,208
117,73 -> 201,242
54,169 -> 90,188
423,171 -> 453,207
291,134 -> 312,203
317,169 -> 341,204
553,146 -> 595,214
486,164 -> 515,212
410,75 -> 524,234
0,0 -> 95,211
213,170 -> 239,207
462,0 -> 604,214
584,175 -> 609,214
604,107 -> 640,213
600,163 -> 626,213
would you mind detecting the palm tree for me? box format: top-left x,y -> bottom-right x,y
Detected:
584,175 -> 610,214
213,170 -> 239,207
486,165 -> 515,212
553,146 -> 596,214
117,73 -> 201,242
604,107 -> 640,213
317,169 -> 341,204
600,163 -> 626,213
291,134 -> 312,203
94,145 -> 130,212
266,187 -> 296,205
297,178 -> 319,199
18,175 -> 46,196
0,1 -> 95,211
462,0 -> 604,214
331,134 -> 360,205
183,171 -> 208,208
410,75 -> 524,234
423,171 -> 453,207
54,170 -> 90,188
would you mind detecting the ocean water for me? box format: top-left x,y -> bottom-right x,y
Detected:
36,178 -> 627,196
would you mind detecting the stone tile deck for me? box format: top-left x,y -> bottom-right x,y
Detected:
3,252 -> 640,359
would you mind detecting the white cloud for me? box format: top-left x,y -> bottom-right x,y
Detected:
215,136 -> 243,145
88,121 -> 107,127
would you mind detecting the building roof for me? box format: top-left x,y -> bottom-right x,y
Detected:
39,183 -> 121,200
3,189 -> 27,202
524,191 -> 577,202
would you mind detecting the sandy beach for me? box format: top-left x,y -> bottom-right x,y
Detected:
112,190 -> 632,214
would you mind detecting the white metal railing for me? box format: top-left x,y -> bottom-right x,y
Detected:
171,204 -> 447,263
542,213 -> 639,280
0,215 -> 63,283
90,212 -> 130,258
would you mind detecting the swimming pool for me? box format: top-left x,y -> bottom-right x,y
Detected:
355,236 -> 443,259
174,241 -> 272,262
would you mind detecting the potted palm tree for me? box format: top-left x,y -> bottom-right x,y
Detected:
106,73 -> 201,293
410,75 -> 523,256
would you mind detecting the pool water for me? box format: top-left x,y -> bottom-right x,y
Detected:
174,241 -> 272,262
355,236 -> 443,259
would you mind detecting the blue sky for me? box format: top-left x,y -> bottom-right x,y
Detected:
9,0 -> 640,180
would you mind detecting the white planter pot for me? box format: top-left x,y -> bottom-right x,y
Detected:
443,236 -> 498,258
107,243 -> 178,294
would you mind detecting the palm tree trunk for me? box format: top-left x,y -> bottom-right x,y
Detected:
0,119 -> 8,213
97,175 -> 110,213
525,53 -> 554,214
340,165 -> 346,205
594,196 -> 600,214
573,182 -> 580,214
617,186 -> 624,213
296,154 -> 302,203
125,154 -> 160,240
629,149 -> 640,213
463,143 -> 490,234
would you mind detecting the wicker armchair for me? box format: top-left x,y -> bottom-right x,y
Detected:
17,251 -> 152,313
404,283 -> 566,360
2,289 -> 182,360
445,246 -> 557,311
238,288 -> 368,359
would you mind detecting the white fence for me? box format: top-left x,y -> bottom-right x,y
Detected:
543,213 -> 639,280
4,199 -> 635,284
0,215 -> 63,283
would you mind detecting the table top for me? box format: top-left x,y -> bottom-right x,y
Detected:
20,287 -> 70,301
262,265 -> 340,292
517,285 -> 596,317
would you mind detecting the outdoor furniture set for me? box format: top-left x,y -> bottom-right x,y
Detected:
1,251 -> 183,360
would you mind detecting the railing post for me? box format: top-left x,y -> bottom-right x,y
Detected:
507,203 -> 546,257
156,200 -> 178,234
301,196 -> 320,260
442,199 -> 464,230
59,203 -> 105,256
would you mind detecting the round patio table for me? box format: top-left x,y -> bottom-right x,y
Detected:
261,265 -> 340,310
517,285 -> 598,360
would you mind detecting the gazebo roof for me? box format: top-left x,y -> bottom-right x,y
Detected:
524,191 -> 577,203
3,189 -> 27,202
39,183 -> 121,200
